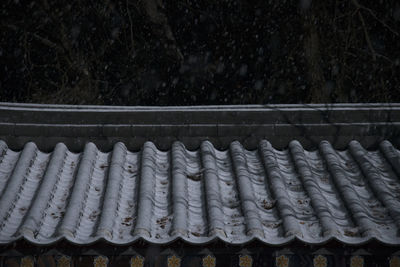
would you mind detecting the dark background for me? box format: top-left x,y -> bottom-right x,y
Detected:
1,0 -> 399,105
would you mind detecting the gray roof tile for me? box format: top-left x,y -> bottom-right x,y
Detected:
0,139 -> 399,245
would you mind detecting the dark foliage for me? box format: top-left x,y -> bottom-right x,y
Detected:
0,0 -> 399,105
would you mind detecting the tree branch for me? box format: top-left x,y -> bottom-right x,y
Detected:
351,0 -> 399,36
356,10 -> 377,61
139,0 -> 183,62
2,23 -> 64,53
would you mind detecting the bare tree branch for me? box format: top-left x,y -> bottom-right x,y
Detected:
351,0 -> 399,36
2,24 -> 64,53
138,0 -> 183,62
356,9 -> 377,61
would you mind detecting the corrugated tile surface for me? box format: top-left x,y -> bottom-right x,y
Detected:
0,140 -> 400,245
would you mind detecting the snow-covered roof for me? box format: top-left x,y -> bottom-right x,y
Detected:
0,103 -> 399,246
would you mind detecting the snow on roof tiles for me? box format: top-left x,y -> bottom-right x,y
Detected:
0,139 -> 399,246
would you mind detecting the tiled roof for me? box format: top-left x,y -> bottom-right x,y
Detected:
0,139 -> 399,245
